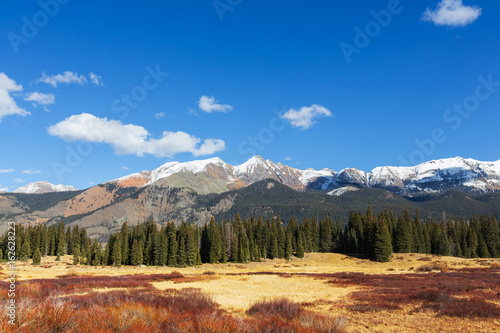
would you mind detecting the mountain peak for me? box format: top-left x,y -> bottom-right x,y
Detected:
13,181 -> 78,194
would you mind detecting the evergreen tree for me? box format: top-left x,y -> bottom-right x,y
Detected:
284,233 -> 292,260
296,231 -> 305,258
112,235 -> 122,266
438,231 -> 451,256
20,238 -> 30,261
131,239 -> 143,266
32,248 -> 42,265
478,236 -> 490,258
373,217 -> 393,262
270,235 -> 278,259
56,221 -> 66,257
394,209 -> 412,253
73,245 -> 80,265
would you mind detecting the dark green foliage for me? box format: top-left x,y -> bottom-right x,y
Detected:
32,247 -> 42,265
373,217 -> 393,262
1,204 -> 499,270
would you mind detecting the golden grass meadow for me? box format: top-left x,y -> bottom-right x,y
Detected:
1,253 -> 499,332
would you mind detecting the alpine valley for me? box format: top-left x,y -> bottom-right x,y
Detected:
2,156 -> 500,240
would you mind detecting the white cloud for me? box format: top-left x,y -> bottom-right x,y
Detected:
155,112 -> 165,119
284,156 -> 292,161
121,166 -> 129,170
198,95 -> 233,113
89,72 -> 103,86
48,113 -> 226,158
14,178 -> 25,183
0,187 -> 8,192
0,169 -> 14,174
0,73 -> 30,122
24,92 -> 55,105
22,169 -> 41,174
36,71 -> 88,87
24,92 -> 55,111
422,0 -> 482,27
281,104 -> 332,130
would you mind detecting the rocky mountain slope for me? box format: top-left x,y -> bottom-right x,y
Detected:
1,156 -> 499,240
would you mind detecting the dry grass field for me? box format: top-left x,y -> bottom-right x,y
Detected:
1,253 -> 499,332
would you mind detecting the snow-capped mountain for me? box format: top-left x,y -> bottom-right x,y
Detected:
113,156 -> 500,195
13,181 -> 78,194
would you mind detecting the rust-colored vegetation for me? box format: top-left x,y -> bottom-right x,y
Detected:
1,273 -> 346,332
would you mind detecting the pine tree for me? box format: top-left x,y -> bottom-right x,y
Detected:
56,221 -> 66,257
394,210 -> 412,253
373,217 -> 393,262
270,235 -> 278,259
438,231 -> 451,256
20,238 -> 30,261
296,231 -> 305,258
478,236 -> 490,258
73,245 -> 80,265
284,233 -> 293,260
112,235 -> 122,266
131,239 -> 143,266
319,218 -> 333,253
32,248 -> 42,265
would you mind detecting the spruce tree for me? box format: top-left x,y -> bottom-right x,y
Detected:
20,238 -> 30,261
296,231 -> 305,258
73,245 -> 80,265
112,235 -> 122,266
32,248 -> 42,265
131,239 -> 143,266
394,210 -> 412,253
373,217 -> 393,262
284,233 -> 292,260
438,231 -> 451,256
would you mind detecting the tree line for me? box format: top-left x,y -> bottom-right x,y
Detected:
1,207 -> 499,265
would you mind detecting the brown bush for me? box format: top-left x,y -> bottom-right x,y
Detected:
416,263 -> 446,272
247,298 -> 303,320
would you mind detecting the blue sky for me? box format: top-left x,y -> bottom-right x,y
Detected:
1,0 -> 499,191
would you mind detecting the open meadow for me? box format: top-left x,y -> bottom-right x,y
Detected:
1,253 -> 499,332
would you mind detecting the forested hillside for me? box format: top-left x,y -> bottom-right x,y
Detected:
3,207 -> 498,265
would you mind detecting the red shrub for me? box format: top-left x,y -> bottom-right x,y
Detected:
247,298 -> 303,320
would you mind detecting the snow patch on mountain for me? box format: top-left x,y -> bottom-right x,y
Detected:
13,181 -> 78,194
327,186 -> 359,196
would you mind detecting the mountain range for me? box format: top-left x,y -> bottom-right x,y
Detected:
14,155 -> 500,195
3,156 -> 500,240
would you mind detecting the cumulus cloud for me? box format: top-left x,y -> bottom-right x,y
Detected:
0,169 -> 14,174
24,92 -> 55,105
284,156 -> 292,161
36,71 -> 88,87
0,73 -> 30,122
22,169 -> 41,174
198,95 -> 233,113
48,113 -> 226,158
281,104 -> 332,130
0,187 -> 8,192
155,112 -> 165,119
89,72 -> 103,86
422,0 -> 482,27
